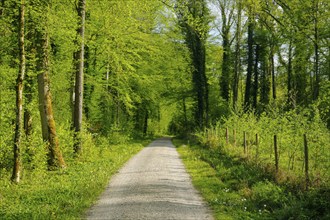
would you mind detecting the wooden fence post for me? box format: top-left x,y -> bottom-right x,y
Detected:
244,131 -> 247,155
274,135 -> 279,173
255,133 -> 259,160
226,128 -> 229,145
233,129 -> 236,147
304,134 -> 309,190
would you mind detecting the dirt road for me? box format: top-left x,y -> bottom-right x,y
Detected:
86,137 -> 213,219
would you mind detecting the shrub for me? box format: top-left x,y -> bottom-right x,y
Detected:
250,181 -> 290,211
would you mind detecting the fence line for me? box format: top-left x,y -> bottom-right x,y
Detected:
216,128 -> 319,189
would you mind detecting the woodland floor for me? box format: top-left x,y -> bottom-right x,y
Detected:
85,137 -> 213,220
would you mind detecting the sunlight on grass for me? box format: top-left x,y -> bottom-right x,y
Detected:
0,142 -> 145,219
174,138 -> 330,220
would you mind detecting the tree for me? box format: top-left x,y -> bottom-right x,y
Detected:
177,0 -> 210,128
244,7 -> 254,110
213,0 -> 235,102
36,1 -> 66,170
12,0 -> 25,183
37,36 -> 66,169
233,0 -> 242,109
73,0 -> 86,154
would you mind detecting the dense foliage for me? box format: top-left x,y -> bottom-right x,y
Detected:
0,0 -> 329,218
0,0 -> 190,179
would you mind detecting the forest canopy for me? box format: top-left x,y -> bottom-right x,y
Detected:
0,0 -> 329,184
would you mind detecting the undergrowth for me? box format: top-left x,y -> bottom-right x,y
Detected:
0,137 -> 147,219
195,109 -> 330,187
174,138 -> 330,220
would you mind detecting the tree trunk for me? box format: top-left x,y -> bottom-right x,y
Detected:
252,44 -> 260,109
271,47 -> 276,100
37,32 -> 66,170
73,0 -> 86,154
177,0 -> 209,128
194,35 -> 208,127
12,0 -> 25,183
260,45 -> 271,106
233,0 -> 242,109
186,26 -> 208,128
143,111 -> 148,136
244,15 -> 254,111
24,73 -> 33,137
328,45 -> 330,80
287,42 -> 295,108
313,0 -> 319,100
220,30 -> 230,102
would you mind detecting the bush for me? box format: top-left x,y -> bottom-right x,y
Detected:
250,181 -> 290,211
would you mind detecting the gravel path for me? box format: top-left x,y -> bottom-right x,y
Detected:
86,137 -> 213,220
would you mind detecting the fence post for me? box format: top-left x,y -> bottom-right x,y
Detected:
304,134 -> 309,190
233,129 -> 236,147
274,135 -> 279,173
226,128 -> 229,145
255,133 -> 259,160
244,131 -> 247,155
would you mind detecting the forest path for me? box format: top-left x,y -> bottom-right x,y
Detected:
86,137 -> 213,220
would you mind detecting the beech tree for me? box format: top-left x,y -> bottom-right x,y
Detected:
73,0 -> 86,154
212,0 -> 235,102
244,6 -> 255,110
177,0 -> 210,128
232,0 -> 242,109
12,0 -> 25,183
35,0 -> 66,169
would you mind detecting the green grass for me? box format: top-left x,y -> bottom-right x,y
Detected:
0,140 -> 147,219
174,138 -> 330,220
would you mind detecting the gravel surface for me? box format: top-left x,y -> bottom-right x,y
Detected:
86,137 -> 213,220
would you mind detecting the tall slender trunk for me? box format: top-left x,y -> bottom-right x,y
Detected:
12,0 -> 25,183
252,44 -> 260,109
24,49 -> 34,136
233,0 -> 242,109
143,111 -> 148,136
244,15 -> 254,111
201,40 -> 209,126
287,42 -> 295,108
220,31 -> 230,102
196,36 -> 208,127
271,47 -> 276,100
177,0 -> 209,128
37,31 -> 66,170
70,63 -> 75,130
24,74 -> 33,136
73,0 -> 86,154
189,30 -> 208,128
328,46 -> 330,80
313,0 -> 319,100
219,0 -> 231,103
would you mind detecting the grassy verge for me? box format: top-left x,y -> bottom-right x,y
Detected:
0,139 -> 148,219
174,138 -> 330,220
